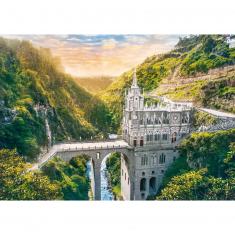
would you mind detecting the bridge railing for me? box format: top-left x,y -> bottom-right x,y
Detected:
58,144 -> 129,152
53,135 -> 123,145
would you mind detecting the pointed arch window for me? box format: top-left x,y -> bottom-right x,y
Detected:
140,178 -> 146,191
159,153 -> 166,164
154,133 -> 160,141
141,155 -> 148,166
163,112 -> 170,124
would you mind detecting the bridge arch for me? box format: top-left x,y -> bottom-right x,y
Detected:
100,151 -> 131,200
36,140 -> 133,200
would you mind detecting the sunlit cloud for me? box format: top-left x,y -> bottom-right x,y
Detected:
2,34 -> 179,77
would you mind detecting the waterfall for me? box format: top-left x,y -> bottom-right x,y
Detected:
45,117 -> 52,148
44,107 -> 52,148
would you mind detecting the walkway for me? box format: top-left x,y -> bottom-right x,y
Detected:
31,140 -> 130,170
198,108 -> 235,119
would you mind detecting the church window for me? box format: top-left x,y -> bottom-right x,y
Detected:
96,152 -> 100,159
147,118 -> 151,124
142,172 -> 145,176
140,178 -> 146,191
152,155 -> 157,165
144,156 -> 148,165
147,135 -> 150,141
182,113 -> 189,124
133,139 -> 137,147
154,133 -> 160,141
163,112 -> 170,124
171,132 -> 177,143
152,171 -> 155,175
154,117 -> 161,124
122,169 -> 123,176
162,133 -> 168,141
141,157 -> 144,165
141,155 -> 148,165
159,153 -> 166,164
125,173 -> 126,180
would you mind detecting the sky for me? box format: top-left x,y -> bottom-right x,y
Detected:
5,35 -> 180,77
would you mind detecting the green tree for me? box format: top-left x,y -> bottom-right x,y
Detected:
157,169 -> 235,200
0,149 -> 62,200
224,143 -> 235,178
41,156 -> 90,200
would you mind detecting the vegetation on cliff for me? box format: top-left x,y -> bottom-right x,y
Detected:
0,37 -> 115,161
0,149 -> 62,200
106,152 -> 122,199
157,129 -> 235,200
41,155 -> 90,200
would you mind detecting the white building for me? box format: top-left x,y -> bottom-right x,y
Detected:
121,69 -> 192,200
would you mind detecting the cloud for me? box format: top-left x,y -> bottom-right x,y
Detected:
2,34 -> 179,77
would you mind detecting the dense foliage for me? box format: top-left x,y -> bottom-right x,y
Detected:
0,149 -> 62,200
192,110 -> 218,129
178,35 -> 235,76
157,169 -> 234,200
106,152 -> 121,199
41,156 -> 90,200
0,38 -> 115,160
200,77 -> 235,113
157,129 -> 235,200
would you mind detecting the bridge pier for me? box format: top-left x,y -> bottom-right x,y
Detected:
93,160 -> 101,200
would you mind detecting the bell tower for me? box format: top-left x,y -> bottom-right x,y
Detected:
125,68 -> 144,111
123,68 -> 144,145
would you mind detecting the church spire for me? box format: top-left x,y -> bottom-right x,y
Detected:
131,68 -> 138,88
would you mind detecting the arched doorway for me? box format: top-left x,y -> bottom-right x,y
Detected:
140,178 -> 146,191
149,177 -> 156,195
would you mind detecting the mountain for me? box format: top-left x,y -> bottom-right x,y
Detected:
101,35 -> 235,125
0,38 -> 115,161
75,76 -> 114,94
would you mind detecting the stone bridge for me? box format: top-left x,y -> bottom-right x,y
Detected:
32,140 -> 133,200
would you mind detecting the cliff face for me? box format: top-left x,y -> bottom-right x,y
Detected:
0,38 -> 114,160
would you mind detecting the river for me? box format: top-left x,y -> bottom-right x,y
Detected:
86,157 -> 114,201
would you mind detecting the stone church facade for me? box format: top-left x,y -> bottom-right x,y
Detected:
121,70 -> 192,200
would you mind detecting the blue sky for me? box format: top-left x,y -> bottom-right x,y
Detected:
5,34 -> 180,77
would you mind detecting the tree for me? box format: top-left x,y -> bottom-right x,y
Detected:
157,169 -> 235,200
0,149 -> 62,200
41,156 -> 90,200
224,143 -> 235,178
202,36 -> 216,53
